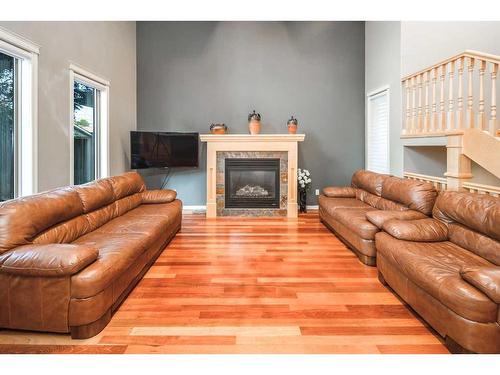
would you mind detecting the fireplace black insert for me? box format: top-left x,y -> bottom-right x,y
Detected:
225,158 -> 280,209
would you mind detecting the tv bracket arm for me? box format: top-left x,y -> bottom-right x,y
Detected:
160,167 -> 171,190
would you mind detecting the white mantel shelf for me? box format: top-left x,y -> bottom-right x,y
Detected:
201,133 -> 305,218
200,134 -> 306,142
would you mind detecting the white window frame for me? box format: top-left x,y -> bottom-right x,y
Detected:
0,27 -> 39,197
69,64 -> 110,185
366,86 -> 390,174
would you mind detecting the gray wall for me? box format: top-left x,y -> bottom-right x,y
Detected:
365,22 -> 402,176
0,22 -> 137,192
404,146 -> 447,176
137,21 -> 365,206
401,21 -> 500,76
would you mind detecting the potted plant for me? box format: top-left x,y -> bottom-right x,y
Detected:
297,168 -> 311,213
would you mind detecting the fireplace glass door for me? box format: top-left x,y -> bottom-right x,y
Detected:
225,158 -> 280,208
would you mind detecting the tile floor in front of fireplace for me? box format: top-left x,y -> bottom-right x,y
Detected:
0,212 -> 448,354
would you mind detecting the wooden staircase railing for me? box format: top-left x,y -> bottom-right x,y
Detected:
402,50 -> 499,138
403,172 -> 499,197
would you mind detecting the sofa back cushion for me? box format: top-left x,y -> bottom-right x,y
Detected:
108,172 -> 146,200
74,178 -> 115,213
381,177 -> 437,215
0,188 -> 84,253
1,172 -> 147,251
433,191 -> 500,264
448,223 -> 500,266
355,189 -> 381,208
351,170 -> 389,197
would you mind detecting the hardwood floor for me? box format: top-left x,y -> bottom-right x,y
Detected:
0,212 -> 449,354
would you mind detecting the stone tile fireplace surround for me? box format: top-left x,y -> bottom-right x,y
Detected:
200,134 -> 305,218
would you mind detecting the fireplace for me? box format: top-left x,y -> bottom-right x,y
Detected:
225,158 -> 280,209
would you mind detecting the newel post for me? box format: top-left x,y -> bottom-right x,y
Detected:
444,133 -> 473,191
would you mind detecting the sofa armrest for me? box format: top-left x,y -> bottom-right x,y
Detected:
142,189 -> 177,204
0,244 -> 98,277
460,266 -> 500,303
322,186 -> 356,198
366,210 -> 427,229
382,218 -> 448,242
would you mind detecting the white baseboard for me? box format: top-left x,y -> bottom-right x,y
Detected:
183,205 -> 207,211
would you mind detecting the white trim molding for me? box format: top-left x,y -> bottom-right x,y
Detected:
0,27 -> 39,197
69,64 -> 110,184
0,27 -> 40,55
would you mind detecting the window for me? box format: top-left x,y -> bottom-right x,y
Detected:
0,51 -> 16,201
0,29 -> 38,201
70,65 -> 109,185
366,87 -> 390,174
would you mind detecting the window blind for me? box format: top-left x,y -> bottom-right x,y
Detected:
367,89 -> 389,174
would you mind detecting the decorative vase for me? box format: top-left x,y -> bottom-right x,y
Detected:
287,116 -> 298,134
299,189 -> 307,213
210,123 -> 227,134
248,110 -> 261,135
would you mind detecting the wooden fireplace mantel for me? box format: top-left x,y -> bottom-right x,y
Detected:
200,134 -> 306,218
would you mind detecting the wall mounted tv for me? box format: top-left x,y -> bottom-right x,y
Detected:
130,131 -> 199,169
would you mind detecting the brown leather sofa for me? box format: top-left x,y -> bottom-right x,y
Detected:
0,172 -> 182,338
376,191 -> 500,354
319,170 -> 437,265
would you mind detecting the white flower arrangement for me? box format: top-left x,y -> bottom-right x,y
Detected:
297,168 -> 312,191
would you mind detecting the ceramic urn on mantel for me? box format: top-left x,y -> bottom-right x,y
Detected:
200,134 -> 306,218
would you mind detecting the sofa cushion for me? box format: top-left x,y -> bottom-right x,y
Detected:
365,209 -> 427,229
331,208 -> 379,240
0,187 -> 84,254
448,223 -> 500,266
126,199 -> 183,220
142,189 -> 177,204
355,189 -> 381,208
382,218 -> 449,242
322,186 -> 356,198
460,266 -> 500,304
71,232 -> 151,298
108,172 -> 146,200
94,207 -> 175,248
0,244 -> 98,277
376,232 -> 498,323
381,176 -> 438,215
374,196 -> 408,211
318,195 -> 370,216
351,170 -> 389,196
73,179 -> 115,213
433,191 -> 500,241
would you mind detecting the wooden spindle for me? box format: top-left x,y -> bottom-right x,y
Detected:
411,76 -> 417,134
432,68 -> 438,132
417,74 -> 423,133
478,60 -> 486,130
467,57 -> 475,128
404,79 -> 411,134
440,64 -> 446,132
424,71 -> 431,132
447,61 -> 455,131
456,57 -> 464,129
490,63 -> 498,136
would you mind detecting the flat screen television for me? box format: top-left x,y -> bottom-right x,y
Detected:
130,131 -> 199,169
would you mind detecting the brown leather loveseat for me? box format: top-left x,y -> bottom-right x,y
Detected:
319,170 -> 437,265
376,191 -> 500,353
0,172 -> 182,338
